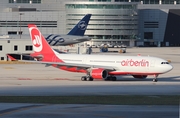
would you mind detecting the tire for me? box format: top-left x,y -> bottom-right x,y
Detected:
153,79 -> 158,82
87,77 -> 93,81
81,76 -> 87,81
111,76 -> 117,81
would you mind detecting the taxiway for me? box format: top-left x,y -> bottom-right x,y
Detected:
0,47 -> 179,118
0,47 -> 179,96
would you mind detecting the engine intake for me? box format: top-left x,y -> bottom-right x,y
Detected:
91,68 -> 108,80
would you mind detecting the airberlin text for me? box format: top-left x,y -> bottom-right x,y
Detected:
121,59 -> 149,67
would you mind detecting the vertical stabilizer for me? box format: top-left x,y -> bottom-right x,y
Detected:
67,14 -> 91,36
28,24 -> 63,62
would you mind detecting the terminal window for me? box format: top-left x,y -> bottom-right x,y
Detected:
0,45 -> 2,51
14,45 -> 18,51
144,21 -> 159,28
144,32 -> 153,39
9,0 -> 41,3
25,45 -> 32,51
1,57 -> 4,60
8,31 -> 17,35
98,0 -> 111,1
19,31 -> 22,35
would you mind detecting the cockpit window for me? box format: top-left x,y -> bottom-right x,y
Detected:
161,62 -> 169,64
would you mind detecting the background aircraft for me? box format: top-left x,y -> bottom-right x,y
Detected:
28,24 -> 173,82
45,14 -> 92,46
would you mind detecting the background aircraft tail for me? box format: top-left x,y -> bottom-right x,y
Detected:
67,14 -> 91,36
7,54 -> 17,61
28,24 -> 63,62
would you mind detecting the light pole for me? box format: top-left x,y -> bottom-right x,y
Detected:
19,13 -> 24,39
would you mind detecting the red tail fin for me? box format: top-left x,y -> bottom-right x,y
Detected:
28,24 -> 63,62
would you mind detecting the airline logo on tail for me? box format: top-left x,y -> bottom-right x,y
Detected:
78,21 -> 87,30
29,26 -> 42,52
67,14 -> 91,36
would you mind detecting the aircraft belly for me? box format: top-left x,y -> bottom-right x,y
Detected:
110,66 -> 149,75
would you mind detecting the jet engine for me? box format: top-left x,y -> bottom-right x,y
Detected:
90,68 -> 108,80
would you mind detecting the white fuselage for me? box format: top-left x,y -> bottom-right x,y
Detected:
45,34 -> 91,46
55,53 -> 173,75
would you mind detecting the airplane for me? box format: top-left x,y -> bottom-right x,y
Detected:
27,24 -> 173,82
45,14 -> 92,46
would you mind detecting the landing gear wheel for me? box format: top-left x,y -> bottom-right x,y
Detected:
81,76 -> 87,81
87,77 -> 93,81
105,77 -> 110,81
111,76 -> 117,81
153,79 -> 158,82
106,76 -> 117,81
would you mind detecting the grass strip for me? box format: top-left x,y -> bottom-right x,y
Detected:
0,95 -> 179,105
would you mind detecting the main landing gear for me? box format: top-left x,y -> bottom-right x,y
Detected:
153,75 -> 158,82
81,71 -> 94,81
81,76 -> 93,81
81,75 -> 117,81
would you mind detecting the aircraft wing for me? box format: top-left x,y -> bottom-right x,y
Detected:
73,37 -> 91,42
19,60 -> 116,71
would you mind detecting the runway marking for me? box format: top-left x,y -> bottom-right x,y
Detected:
18,78 -> 32,80
0,105 -> 45,116
2,67 -> 14,69
53,78 -> 69,80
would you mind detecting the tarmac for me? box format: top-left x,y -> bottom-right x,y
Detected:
0,103 -> 178,118
0,47 -> 179,117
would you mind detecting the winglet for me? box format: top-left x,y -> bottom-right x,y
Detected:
67,14 -> 91,36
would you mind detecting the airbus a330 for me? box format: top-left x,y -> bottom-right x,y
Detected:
27,24 -> 173,82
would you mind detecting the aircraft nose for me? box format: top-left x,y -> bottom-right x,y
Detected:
169,64 -> 173,71
159,64 -> 173,74
166,64 -> 173,72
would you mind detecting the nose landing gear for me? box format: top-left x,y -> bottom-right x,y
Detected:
153,75 -> 158,82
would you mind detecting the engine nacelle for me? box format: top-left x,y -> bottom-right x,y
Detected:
91,68 -> 108,80
132,75 -> 147,79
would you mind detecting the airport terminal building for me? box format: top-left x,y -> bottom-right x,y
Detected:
0,0 -> 180,60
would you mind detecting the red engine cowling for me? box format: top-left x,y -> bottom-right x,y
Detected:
91,68 -> 108,80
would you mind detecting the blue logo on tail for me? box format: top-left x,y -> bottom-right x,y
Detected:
45,34 -> 65,46
78,21 -> 87,30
